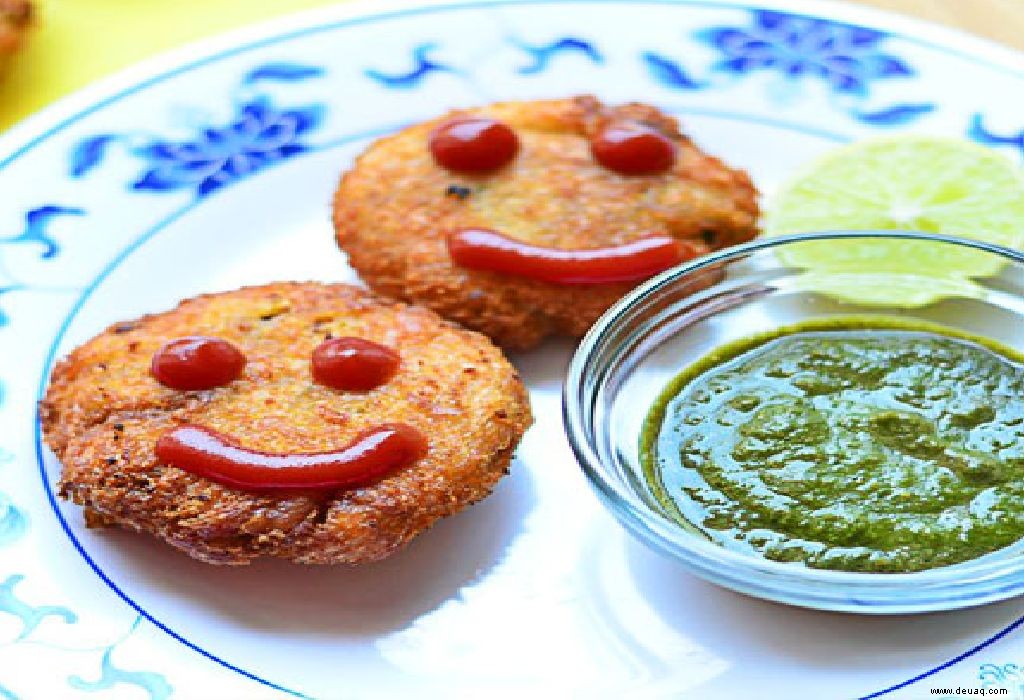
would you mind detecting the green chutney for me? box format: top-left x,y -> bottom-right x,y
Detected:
641,317 -> 1024,573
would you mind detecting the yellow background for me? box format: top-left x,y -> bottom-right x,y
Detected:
1,0 -> 1022,131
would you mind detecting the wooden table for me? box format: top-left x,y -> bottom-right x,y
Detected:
857,0 -> 1024,50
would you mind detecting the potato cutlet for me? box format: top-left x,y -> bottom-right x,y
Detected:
0,0 -> 31,72
333,96 -> 759,350
42,282 -> 532,565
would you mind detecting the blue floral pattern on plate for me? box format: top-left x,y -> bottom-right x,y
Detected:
70,63 -> 327,197
0,575 -> 77,641
365,43 -> 456,88
699,10 -> 912,95
0,494 -> 27,547
0,206 -> 86,260
969,114 -> 1024,158
979,662 -> 1024,694
0,205 -> 85,331
242,62 -> 325,85
0,575 -> 169,700
132,97 -> 323,197
644,8 -> 934,126
508,36 -> 603,74
68,618 -> 174,700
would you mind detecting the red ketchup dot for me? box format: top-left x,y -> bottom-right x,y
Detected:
151,336 -> 246,390
591,122 -> 676,176
155,423 -> 429,491
429,117 -> 520,173
312,337 -> 400,391
447,228 -> 694,285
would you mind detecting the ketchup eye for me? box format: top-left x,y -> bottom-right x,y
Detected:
312,337 -> 400,391
429,117 -> 520,173
591,122 -> 676,176
151,336 -> 246,390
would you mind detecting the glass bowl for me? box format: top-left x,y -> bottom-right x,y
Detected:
563,231 -> 1024,614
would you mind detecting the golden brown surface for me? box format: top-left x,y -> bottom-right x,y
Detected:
0,0 -> 30,70
42,282 -> 533,565
333,96 -> 759,350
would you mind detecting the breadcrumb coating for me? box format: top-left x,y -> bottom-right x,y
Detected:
333,96 -> 759,349
42,282 -> 532,565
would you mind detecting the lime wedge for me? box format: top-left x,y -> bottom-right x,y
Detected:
764,137 -> 1024,306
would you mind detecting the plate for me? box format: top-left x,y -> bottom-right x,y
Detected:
2,1 -> 1024,697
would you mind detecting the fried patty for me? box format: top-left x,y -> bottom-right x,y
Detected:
0,0 -> 31,70
333,96 -> 759,349
42,282 -> 532,565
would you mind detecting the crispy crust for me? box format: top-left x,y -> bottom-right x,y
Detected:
0,0 -> 31,67
42,282 -> 533,565
333,96 -> 759,349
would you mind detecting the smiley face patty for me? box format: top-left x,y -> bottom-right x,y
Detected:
0,0 -> 32,71
333,96 -> 759,350
42,282 -> 532,565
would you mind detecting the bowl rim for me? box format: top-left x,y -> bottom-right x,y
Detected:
563,230 -> 1024,587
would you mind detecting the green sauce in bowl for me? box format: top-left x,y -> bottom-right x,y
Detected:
641,317 -> 1024,573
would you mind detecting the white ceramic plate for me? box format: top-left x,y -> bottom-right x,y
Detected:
3,1 -> 1024,697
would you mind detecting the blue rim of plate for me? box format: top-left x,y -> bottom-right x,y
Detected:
2,0 -> 1019,696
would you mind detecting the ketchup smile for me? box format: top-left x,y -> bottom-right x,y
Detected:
312,337 -> 399,391
447,228 -> 694,284
151,336 -> 246,391
591,122 -> 676,176
155,423 -> 428,491
429,117 -> 520,173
